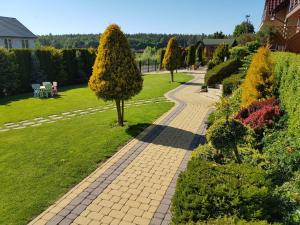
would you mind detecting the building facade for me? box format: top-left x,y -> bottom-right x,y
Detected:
261,0 -> 300,52
202,39 -> 236,59
0,16 -> 36,49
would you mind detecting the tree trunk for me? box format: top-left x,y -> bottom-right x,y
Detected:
121,99 -> 124,124
115,99 -> 123,126
233,147 -> 242,164
170,71 -> 174,82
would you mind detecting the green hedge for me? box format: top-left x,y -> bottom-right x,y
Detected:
222,73 -> 244,96
0,48 -> 96,96
187,216 -> 274,225
171,159 -> 276,224
205,59 -> 241,86
272,52 -> 300,138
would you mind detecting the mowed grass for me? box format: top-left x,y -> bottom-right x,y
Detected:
0,73 -> 192,225
0,73 -> 191,125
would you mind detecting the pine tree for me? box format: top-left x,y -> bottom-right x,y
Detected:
163,37 -> 179,82
89,24 -> 143,126
241,46 -> 274,107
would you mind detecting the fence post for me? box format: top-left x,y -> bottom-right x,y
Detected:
139,61 -> 142,73
147,59 -> 150,72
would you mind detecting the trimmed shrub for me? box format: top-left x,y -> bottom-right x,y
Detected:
205,59 -> 241,86
191,144 -> 228,164
274,172 -> 300,224
230,46 -> 249,61
0,49 -> 19,96
187,216 -> 273,225
212,43 -> 230,65
222,73 -> 244,96
241,46 -> 274,107
208,88 -> 242,126
246,41 -> 261,53
13,49 -> 32,92
273,53 -> 300,138
235,98 -> 281,132
262,128 -> 300,185
206,118 -> 254,163
171,160 -> 274,224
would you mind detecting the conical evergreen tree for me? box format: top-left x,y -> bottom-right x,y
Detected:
89,24 -> 143,126
163,37 -> 179,82
241,46 -> 274,107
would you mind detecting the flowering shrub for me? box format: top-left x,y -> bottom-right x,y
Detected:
235,97 -> 281,131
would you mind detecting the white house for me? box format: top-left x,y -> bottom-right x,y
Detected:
0,16 -> 37,49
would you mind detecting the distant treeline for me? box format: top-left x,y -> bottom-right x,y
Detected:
36,32 -> 231,50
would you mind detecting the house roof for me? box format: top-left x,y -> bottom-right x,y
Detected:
203,39 -> 236,46
0,16 -> 36,38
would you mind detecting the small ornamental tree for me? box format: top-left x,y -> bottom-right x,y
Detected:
163,37 -> 179,82
241,46 -> 274,107
206,119 -> 254,164
196,43 -> 204,65
89,24 -> 143,126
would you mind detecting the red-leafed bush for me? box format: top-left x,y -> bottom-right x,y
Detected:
235,97 -> 281,131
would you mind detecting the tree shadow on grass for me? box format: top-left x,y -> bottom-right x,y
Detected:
126,123 -> 206,151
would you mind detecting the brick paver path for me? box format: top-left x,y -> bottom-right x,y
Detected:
29,69 -> 220,225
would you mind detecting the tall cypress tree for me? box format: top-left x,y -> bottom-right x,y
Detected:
89,24 -> 143,126
163,37 -> 179,82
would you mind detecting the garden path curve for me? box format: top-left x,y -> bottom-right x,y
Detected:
29,68 -> 221,225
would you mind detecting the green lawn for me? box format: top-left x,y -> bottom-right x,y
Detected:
0,73 -> 190,125
0,72 -> 192,225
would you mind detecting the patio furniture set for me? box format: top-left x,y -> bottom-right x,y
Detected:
31,82 -> 58,98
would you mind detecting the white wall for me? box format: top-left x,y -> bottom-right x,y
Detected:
0,37 -> 35,49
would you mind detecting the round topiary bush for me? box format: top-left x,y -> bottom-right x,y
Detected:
171,160 -> 274,224
206,118 -> 254,163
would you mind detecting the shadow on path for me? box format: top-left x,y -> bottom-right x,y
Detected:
126,123 -> 206,151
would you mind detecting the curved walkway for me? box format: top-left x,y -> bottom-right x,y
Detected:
29,69 -> 221,225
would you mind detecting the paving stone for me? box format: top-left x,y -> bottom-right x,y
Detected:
0,128 -> 9,132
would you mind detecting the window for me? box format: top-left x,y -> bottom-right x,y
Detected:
4,38 -> 12,49
22,40 -> 29,48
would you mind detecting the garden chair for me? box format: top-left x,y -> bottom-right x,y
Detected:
44,84 -> 53,98
52,81 -> 58,96
42,82 -> 51,86
31,84 -> 40,97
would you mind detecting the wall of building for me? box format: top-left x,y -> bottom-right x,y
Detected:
0,37 -> 35,49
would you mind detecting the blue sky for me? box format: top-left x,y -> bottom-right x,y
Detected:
1,0 -> 265,35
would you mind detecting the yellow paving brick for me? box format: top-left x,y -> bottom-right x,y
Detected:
101,216 -> 113,224
125,200 -> 140,208
123,213 -> 135,223
73,216 -> 91,224
88,211 -> 104,220
109,209 -> 125,219
128,208 -> 144,217
133,216 -> 150,225
99,207 -> 111,216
